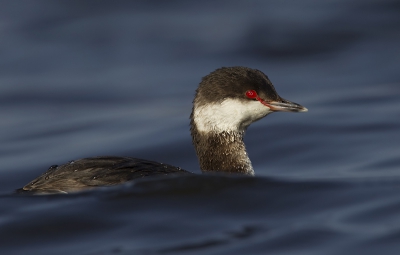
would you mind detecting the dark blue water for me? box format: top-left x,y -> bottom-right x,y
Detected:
1,0 -> 400,254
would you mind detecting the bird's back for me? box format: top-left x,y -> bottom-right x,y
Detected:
18,156 -> 191,194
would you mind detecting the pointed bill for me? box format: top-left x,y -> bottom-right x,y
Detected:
267,98 -> 308,112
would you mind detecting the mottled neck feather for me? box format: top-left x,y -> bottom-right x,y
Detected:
190,121 -> 254,175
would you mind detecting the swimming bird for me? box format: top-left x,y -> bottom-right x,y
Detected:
19,66 -> 307,194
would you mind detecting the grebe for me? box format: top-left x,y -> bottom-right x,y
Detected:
19,66 -> 307,194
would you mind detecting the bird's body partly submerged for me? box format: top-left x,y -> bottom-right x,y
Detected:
19,66 -> 307,194
19,157 -> 191,194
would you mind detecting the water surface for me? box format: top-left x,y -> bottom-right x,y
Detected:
1,1 -> 400,254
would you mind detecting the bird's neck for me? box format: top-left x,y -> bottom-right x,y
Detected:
190,125 -> 254,175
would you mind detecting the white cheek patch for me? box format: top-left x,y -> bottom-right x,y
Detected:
193,98 -> 272,132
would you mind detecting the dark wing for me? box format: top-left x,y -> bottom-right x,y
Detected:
19,156 -> 192,194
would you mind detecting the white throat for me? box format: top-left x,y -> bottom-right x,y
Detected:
191,98 -> 273,176
193,98 -> 272,133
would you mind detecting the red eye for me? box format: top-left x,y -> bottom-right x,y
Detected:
245,90 -> 258,99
